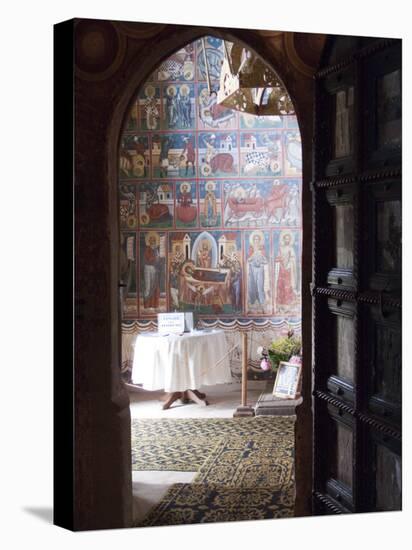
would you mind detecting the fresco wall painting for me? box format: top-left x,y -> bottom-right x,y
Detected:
119,37 -> 303,378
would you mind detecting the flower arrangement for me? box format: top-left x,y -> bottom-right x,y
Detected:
257,330 -> 302,375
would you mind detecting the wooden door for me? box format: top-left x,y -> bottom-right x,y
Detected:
312,36 -> 401,514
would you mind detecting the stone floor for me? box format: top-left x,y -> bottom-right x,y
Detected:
128,381 -> 265,419
129,381 -> 266,524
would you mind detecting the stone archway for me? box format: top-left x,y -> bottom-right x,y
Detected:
73,19 -> 325,530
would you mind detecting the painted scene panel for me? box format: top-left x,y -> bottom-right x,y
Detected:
169,231 -> 243,315
198,82 -> 238,130
161,83 -> 195,130
119,134 -> 150,179
240,132 -> 282,176
198,132 -> 239,178
223,179 -> 300,228
151,133 -> 196,179
139,182 -> 174,229
119,184 -> 138,230
196,37 -> 225,81
118,35 -> 302,329
240,112 -> 284,130
150,44 -> 195,82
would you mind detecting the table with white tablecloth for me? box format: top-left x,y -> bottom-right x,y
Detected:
131,329 -> 232,409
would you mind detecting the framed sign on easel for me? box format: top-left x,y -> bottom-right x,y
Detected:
273,361 -> 302,399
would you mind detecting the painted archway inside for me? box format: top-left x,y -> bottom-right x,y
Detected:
119,35 -> 302,380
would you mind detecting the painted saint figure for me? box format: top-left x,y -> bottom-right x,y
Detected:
221,247 -> 242,312
203,133 -> 216,164
179,85 -> 192,128
197,239 -> 212,268
275,231 -> 298,312
119,185 -> 136,221
133,136 -> 147,177
284,183 -> 300,225
176,182 -> 197,224
181,136 -> 195,176
170,244 -> 186,309
247,231 -> 269,313
203,181 -> 217,226
166,85 -> 179,128
178,182 -> 192,207
120,234 -> 134,300
143,232 -> 161,309
159,136 -> 171,178
266,179 -> 288,223
199,88 -> 234,128
143,85 -> 159,130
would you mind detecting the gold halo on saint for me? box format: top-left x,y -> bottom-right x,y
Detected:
201,164 -> 211,176
180,182 -> 191,193
183,61 -> 194,81
140,213 -> 150,226
145,231 -> 160,246
270,159 -> 280,173
279,230 -> 295,246
127,215 -> 137,229
199,238 -> 211,250
180,84 -> 190,97
205,181 -> 216,191
145,85 -> 155,98
166,85 -> 176,96
249,230 -> 265,246
234,186 -> 246,200
134,165 -> 144,177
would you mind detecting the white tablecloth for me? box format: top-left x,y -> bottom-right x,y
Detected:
131,329 -> 232,392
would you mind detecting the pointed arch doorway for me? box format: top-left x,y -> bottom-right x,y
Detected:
68,17 -> 327,530
112,29 -> 311,526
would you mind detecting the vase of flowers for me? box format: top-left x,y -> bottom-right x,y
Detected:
267,331 -> 301,375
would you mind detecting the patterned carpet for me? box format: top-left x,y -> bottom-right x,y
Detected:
194,437 -> 294,488
132,416 -> 296,527
138,483 -> 295,526
131,416 -> 295,471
